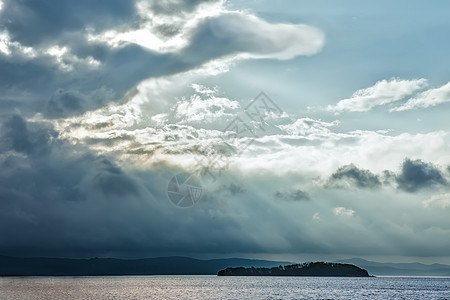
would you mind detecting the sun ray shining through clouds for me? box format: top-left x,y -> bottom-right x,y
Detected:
1,0 -> 450,267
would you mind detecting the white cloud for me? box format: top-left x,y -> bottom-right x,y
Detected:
234,128 -> 450,179
88,3 -> 324,64
44,45 -> 100,71
423,193 -> 450,209
277,118 -> 339,136
0,30 -> 36,57
55,84 -> 450,178
87,0 -> 220,53
333,207 -> 355,217
89,1 -> 221,50
174,94 -> 239,124
191,83 -> 217,95
0,31 -> 9,54
391,82 -> 450,111
327,78 -> 428,113
150,113 -> 168,127
168,84 -> 241,125
213,12 -> 325,60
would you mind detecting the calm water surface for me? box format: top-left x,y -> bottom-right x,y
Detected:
1,275 -> 449,299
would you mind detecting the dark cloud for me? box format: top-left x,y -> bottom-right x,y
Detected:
44,87 -> 116,119
0,25 -> 218,118
0,44 -> 173,118
45,89 -> 86,118
380,170 -> 397,187
0,1 -> 322,119
326,164 -> 382,190
91,159 -> 141,197
0,0 -> 137,47
0,55 -> 57,95
0,114 -> 151,256
326,160 -> 447,193
274,190 -> 311,201
396,158 -> 447,192
1,114 -> 57,156
183,12 -> 323,61
2,116 -> 449,259
0,115 -> 141,202
0,115 -> 321,258
214,183 -> 245,197
84,135 -> 136,147
0,0 -> 332,259
183,13 -> 258,61
154,24 -> 183,38
0,1 -> 164,118
0,50 -> 109,119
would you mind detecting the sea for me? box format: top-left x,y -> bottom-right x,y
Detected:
1,275 -> 449,299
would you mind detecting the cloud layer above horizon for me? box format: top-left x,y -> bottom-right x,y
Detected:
1,0 -> 450,263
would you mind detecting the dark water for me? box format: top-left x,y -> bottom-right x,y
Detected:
1,275 -> 449,299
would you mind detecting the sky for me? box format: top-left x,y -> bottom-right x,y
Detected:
1,0 -> 450,264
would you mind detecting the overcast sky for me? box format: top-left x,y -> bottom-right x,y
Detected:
1,0 -> 450,264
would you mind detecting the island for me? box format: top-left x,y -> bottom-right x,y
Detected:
217,262 -> 371,277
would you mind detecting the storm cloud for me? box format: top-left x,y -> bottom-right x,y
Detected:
0,0 -> 137,47
1,114 -> 450,259
326,164 -> 382,190
0,0 -> 323,119
0,114 -> 326,258
325,160 -> 448,193
396,158 -> 447,193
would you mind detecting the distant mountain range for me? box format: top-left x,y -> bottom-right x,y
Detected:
0,255 -> 290,276
335,258 -> 450,276
1,255 -> 449,276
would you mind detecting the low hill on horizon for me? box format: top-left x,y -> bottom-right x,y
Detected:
335,258 -> 450,276
0,255 -> 291,276
1,255 -> 449,276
